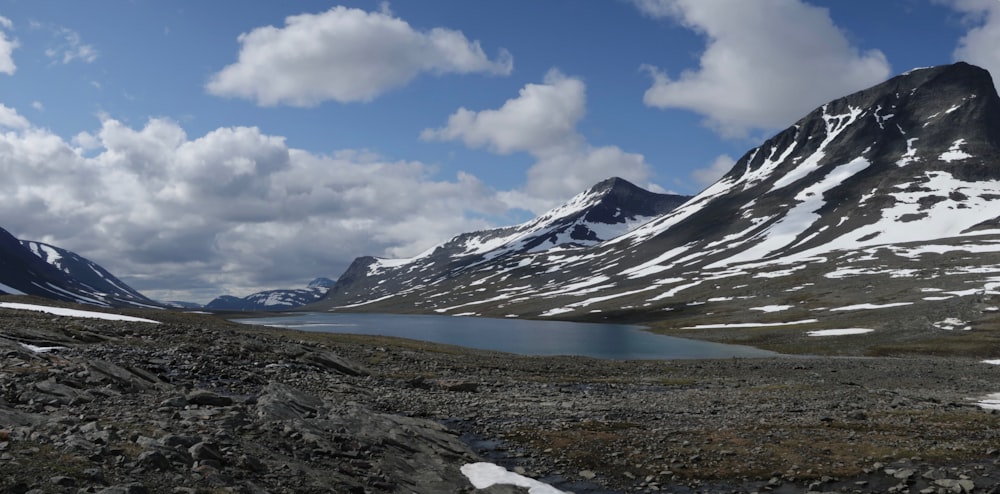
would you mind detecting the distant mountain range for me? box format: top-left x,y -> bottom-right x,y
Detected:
0,222 -> 334,311
204,277 -> 335,311
0,227 -> 160,308
313,62 -> 1000,338
316,177 -> 690,311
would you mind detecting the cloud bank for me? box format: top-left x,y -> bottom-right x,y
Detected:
1,111 -> 509,302
206,5 -> 513,106
634,0 -> 891,138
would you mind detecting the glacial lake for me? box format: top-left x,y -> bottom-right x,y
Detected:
235,312 -> 778,360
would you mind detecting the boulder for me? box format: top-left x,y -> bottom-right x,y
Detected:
300,350 -> 370,377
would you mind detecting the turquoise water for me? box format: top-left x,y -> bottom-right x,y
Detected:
236,312 -> 778,360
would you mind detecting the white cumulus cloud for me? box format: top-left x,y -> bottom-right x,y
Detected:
0,16 -> 18,75
691,154 -> 735,188
944,0 -> 1000,92
633,0 -> 891,137
206,5 -> 513,106
0,109 -> 510,303
0,103 -> 29,129
422,69 -> 655,213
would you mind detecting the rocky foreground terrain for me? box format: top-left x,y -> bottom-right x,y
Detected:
3,297 -> 1000,493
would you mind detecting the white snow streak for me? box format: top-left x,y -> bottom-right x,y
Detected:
0,282 -> 26,295
807,328 -> 874,336
751,305 -> 793,312
0,302 -> 160,323
829,302 -> 912,311
681,319 -> 818,329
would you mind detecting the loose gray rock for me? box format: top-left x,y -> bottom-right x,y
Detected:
188,441 -> 224,462
185,389 -> 233,407
300,350 -> 370,376
137,450 -> 172,471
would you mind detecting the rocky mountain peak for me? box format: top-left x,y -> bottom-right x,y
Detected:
582,177 -> 686,223
726,62 -> 1000,192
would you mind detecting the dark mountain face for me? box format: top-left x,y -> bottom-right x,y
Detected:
20,240 -> 156,305
611,62 -> 1000,271
314,63 -> 1000,337
0,228 -> 159,308
313,178 -> 690,310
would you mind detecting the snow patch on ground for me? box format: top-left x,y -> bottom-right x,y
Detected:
933,318 -> 971,331
807,328 -> 874,336
974,393 -> 1000,410
829,302 -> 913,311
0,302 -> 160,324
539,307 -> 575,317
751,305 -> 793,312
461,462 -> 567,494
20,343 -> 68,353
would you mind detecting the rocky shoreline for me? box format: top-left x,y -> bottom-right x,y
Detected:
3,299 -> 1000,493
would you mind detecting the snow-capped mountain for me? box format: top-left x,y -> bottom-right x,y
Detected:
206,278 -> 333,311
316,62 -> 1000,337
316,177 -> 690,310
0,227 -> 160,308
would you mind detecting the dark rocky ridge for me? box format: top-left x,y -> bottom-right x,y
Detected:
0,227 -> 158,309
3,297 -> 1000,493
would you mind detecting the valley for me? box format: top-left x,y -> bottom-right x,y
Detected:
6,61 -> 1000,492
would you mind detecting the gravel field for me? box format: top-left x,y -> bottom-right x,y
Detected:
3,297 -> 1000,493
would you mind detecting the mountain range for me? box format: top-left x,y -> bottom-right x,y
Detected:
313,62 -> 1000,340
320,177 -> 690,310
205,278 -> 335,311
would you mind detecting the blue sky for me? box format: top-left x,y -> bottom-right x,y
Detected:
1,0 -> 999,302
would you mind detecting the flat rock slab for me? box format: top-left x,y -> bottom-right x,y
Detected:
300,350 -> 370,376
184,389 -> 233,407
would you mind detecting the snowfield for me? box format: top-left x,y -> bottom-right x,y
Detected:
0,302 -> 160,324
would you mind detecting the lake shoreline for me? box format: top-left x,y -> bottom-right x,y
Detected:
232,312 -> 780,360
